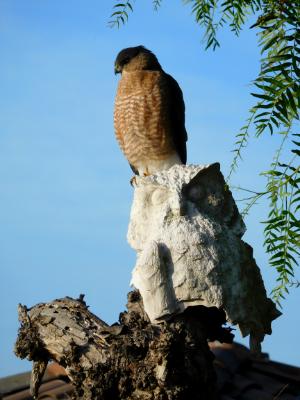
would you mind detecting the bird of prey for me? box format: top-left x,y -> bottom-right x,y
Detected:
114,46 -> 188,177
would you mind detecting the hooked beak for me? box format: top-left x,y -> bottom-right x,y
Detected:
114,63 -> 121,75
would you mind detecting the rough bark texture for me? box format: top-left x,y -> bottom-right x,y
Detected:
15,291 -> 233,400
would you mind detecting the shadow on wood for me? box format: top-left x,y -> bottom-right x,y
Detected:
15,291 -> 233,400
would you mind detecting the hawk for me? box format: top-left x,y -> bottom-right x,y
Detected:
114,46 -> 188,176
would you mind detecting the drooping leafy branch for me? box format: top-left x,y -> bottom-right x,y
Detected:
109,0 -> 300,304
228,0 -> 300,303
262,154 -> 300,304
108,2 -> 133,28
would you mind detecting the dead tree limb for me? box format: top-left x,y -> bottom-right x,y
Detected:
15,291 -> 233,400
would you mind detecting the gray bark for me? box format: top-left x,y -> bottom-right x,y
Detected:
15,291 -> 232,400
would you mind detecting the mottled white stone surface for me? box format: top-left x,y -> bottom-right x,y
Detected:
128,163 -> 280,350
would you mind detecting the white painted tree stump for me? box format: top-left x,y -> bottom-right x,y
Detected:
128,163 -> 280,351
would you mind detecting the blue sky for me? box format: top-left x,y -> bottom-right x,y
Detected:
1,0 -> 299,377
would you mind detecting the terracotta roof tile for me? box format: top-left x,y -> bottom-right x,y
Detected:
0,363 -> 71,400
37,381 -> 73,399
2,380 -> 73,400
239,388 -> 273,400
210,342 -> 300,400
0,372 -> 31,397
243,369 -> 288,394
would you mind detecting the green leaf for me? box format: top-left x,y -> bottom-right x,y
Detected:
286,88 -> 298,116
262,62 -> 292,74
272,111 -> 289,126
254,103 -> 274,109
261,34 -> 282,53
113,3 -> 126,8
251,93 -> 274,101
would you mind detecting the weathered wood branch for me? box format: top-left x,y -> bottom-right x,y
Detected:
15,291 -> 233,400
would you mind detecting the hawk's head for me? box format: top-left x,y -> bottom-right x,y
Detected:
114,46 -> 161,74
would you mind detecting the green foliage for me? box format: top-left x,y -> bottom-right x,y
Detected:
109,1 -> 163,26
262,153 -> 300,305
109,0 -> 300,304
184,0 -> 221,50
109,2 -> 133,28
228,0 -> 300,304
